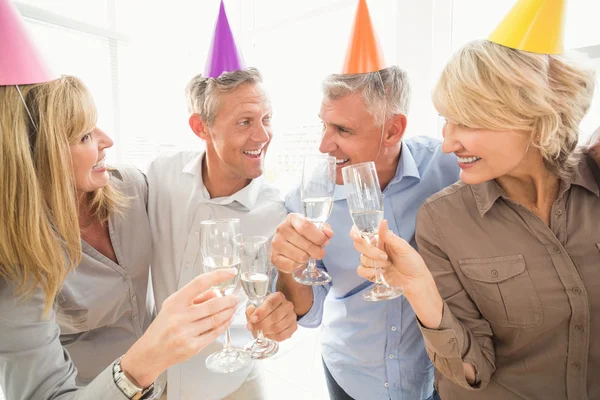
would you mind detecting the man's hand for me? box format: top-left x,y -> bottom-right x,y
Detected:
271,213 -> 333,274
245,292 -> 298,342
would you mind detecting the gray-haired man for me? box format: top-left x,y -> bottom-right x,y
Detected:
271,66 -> 460,400
147,68 -> 297,399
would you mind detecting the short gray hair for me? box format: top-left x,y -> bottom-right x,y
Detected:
185,67 -> 263,125
322,66 -> 411,126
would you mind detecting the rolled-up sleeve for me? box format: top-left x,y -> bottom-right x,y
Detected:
415,205 -> 496,390
296,260 -> 330,328
0,282 -> 127,400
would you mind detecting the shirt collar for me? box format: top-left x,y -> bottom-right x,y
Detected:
181,151 -> 263,211
471,153 -> 600,217
109,168 -> 123,181
388,140 -> 421,187
333,141 -> 421,201
572,153 -> 600,197
470,180 -> 505,217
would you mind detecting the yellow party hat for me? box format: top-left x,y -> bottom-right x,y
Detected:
488,0 -> 565,54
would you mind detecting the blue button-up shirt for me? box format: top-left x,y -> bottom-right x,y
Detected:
285,137 -> 460,400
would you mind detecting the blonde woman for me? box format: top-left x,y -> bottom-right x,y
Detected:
0,76 -> 239,400
353,40 -> 600,399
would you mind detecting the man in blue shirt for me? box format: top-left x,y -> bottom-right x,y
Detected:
271,66 -> 460,400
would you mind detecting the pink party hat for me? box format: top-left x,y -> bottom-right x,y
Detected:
0,0 -> 57,86
204,0 -> 245,78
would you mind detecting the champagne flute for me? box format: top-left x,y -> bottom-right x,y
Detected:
293,155 -> 336,286
240,236 -> 279,359
200,218 -> 251,373
342,162 -> 403,301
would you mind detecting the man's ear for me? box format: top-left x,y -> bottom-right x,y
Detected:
189,114 -> 210,140
382,114 -> 407,147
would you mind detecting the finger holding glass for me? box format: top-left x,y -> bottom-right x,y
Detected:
293,155 -> 336,286
342,161 -> 403,301
240,236 -> 279,359
200,218 -> 251,373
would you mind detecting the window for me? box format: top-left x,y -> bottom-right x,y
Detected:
14,0 -> 125,163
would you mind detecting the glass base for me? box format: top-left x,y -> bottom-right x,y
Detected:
205,348 -> 251,373
293,267 -> 332,286
362,284 -> 403,302
244,338 -> 279,360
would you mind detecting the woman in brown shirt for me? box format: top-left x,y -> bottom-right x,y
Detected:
352,39 -> 600,400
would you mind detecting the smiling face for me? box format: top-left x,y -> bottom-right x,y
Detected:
441,120 -> 532,184
203,82 -> 273,180
318,93 -> 388,185
70,127 -> 114,194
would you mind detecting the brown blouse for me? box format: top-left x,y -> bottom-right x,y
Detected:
417,154 -> 600,400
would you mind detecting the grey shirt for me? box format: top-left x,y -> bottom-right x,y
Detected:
0,283 -> 127,400
56,166 -> 154,384
0,166 -> 152,399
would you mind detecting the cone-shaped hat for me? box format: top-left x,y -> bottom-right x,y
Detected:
204,0 -> 245,78
488,0 -> 565,54
0,0 -> 58,85
341,0 -> 386,74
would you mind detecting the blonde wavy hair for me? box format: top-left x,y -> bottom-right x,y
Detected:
433,39 -> 596,179
0,75 -> 126,314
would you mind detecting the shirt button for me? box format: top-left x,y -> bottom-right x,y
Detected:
553,246 -> 561,254
185,262 -> 191,268
132,295 -> 137,301
572,362 -> 582,370
133,315 -> 138,321
555,209 -> 563,216
575,325 -> 584,332
124,274 -> 130,281
572,287 -> 582,295
391,326 -> 397,332
449,338 -> 457,344
388,354 -> 394,359
491,269 -> 499,278
384,382 -> 389,388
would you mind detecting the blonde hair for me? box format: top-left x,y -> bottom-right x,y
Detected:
0,75 -> 126,314
323,66 -> 411,126
433,40 -> 596,179
185,67 -> 263,125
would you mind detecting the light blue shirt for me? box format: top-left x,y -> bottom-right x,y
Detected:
285,137 -> 460,400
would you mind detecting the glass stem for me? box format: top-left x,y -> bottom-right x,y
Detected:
256,330 -> 265,343
306,222 -> 322,273
369,233 -> 387,287
223,327 -> 233,352
306,257 -> 317,273
375,265 -> 386,286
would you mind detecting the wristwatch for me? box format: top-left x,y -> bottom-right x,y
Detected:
112,356 -> 154,400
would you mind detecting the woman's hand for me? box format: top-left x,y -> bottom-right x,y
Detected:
352,220 -> 444,329
121,269 -> 239,387
352,220 -> 431,290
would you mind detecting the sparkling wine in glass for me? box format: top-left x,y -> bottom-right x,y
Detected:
293,155 -> 336,286
342,162 -> 403,301
200,218 -> 251,373
240,236 -> 279,359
